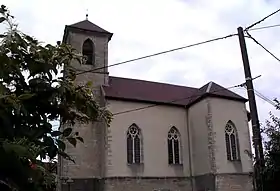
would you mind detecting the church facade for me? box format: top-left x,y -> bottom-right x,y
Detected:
58,19 -> 254,191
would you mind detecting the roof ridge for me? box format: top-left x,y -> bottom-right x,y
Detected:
104,76 -> 247,107
206,81 -> 213,93
109,76 -> 198,90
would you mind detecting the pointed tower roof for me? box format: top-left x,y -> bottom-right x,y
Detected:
63,19 -> 113,43
69,20 -> 111,34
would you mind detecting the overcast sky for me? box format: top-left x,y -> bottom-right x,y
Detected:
1,0 -> 280,127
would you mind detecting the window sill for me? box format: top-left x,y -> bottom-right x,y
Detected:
168,163 -> 183,167
227,159 -> 241,163
127,163 -> 144,166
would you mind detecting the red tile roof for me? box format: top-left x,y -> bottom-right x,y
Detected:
103,76 -> 247,107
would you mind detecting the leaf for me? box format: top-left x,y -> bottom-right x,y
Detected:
24,34 -> 35,42
76,136 -> 84,143
0,5 -> 7,14
56,139 -> 66,151
47,71 -> 52,81
86,81 -> 93,87
0,95 -> 9,99
66,137 -> 77,147
62,128 -> 72,137
18,93 -> 35,100
44,122 -> 53,130
51,131 -> 62,137
58,150 -> 75,163
0,17 -> 5,23
53,67 -> 58,75
48,146 -> 58,159
43,136 -> 54,145
3,142 -> 33,158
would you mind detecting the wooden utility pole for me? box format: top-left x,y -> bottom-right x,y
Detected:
237,27 -> 265,191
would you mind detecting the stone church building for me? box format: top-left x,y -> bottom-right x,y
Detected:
58,19 -> 254,191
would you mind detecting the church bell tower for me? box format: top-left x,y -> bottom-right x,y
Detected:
62,17 -> 112,86
58,18 -> 113,191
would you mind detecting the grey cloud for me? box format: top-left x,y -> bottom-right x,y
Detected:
2,0 -> 280,126
161,69 -> 192,86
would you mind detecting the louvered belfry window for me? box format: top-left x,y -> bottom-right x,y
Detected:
82,39 -> 94,65
127,124 -> 142,164
168,127 -> 181,164
225,121 -> 239,161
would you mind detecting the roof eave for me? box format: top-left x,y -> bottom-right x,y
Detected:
105,96 -> 186,107
207,93 -> 248,102
104,93 -> 247,109
62,26 -> 68,44
65,25 -> 113,41
186,93 -> 248,108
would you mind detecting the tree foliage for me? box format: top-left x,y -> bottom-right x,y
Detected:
262,99 -> 280,190
0,5 -> 112,191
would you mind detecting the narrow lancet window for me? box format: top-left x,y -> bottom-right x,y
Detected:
168,126 -> 181,164
127,124 -> 142,164
225,121 -> 240,161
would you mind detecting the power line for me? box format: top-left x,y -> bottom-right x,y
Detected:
113,82 -> 245,116
246,31 -> 280,62
76,33 -> 237,76
73,10 -> 280,77
241,85 -> 276,107
74,18 -> 280,77
254,89 -> 276,107
245,8 -> 280,31
247,23 -> 280,31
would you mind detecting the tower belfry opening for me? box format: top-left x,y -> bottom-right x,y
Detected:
82,38 -> 94,65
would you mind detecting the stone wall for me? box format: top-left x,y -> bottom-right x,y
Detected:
194,173 -> 215,191
104,177 -> 192,191
58,26 -> 110,188
215,173 -> 253,191
61,178 -> 102,191
58,174 -> 254,191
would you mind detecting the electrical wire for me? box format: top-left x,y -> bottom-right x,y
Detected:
76,33 -> 237,76
112,82 -> 245,116
73,9 -> 280,76
246,31 -> 280,63
241,85 -> 276,107
72,9 -> 280,115
254,89 -> 276,107
247,23 -> 280,32
245,8 -> 280,31
243,32 -> 279,108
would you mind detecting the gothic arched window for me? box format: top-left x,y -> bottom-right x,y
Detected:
168,126 -> 181,164
82,39 -> 94,65
127,124 -> 142,164
225,121 -> 240,161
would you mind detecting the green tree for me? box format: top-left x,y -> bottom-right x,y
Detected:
0,5 -> 112,191
262,100 -> 280,190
